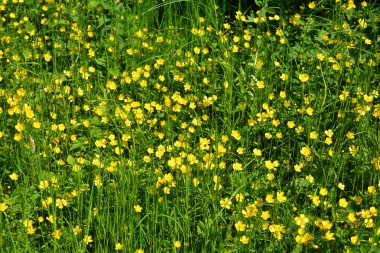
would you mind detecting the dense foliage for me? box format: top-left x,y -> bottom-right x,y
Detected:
0,0 -> 379,252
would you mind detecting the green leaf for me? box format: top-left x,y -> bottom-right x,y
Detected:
95,57 -> 107,67
67,155 -> 76,165
88,0 -> 100,11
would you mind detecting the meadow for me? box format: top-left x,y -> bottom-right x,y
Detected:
0,0 -> 379,252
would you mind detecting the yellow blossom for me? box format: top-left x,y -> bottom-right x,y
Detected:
9,173 -> 18,181
235,220 -> 247,232
115,243 -> 123,250
240,235 -> 250,244
0,202 -> 9,212
299,73 -> 309,82
83,235 -> 93,245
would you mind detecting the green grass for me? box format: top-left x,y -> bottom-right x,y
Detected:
0,0 -> 379,252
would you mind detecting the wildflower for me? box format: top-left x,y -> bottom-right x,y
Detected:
135,249 -> 144,253
269,224 -> 286,240
9,173 -> 18,181
346,131 -> 355,139
242,204 -> 258,219
367,186 -> 376,194
338,183 -> 345,190
276,192 -> 287,203
174,241 -> 181,248
351,235 -> 359,245
315,219 -> 333,230
339,198 -> 348,208
287,121 -> 295,128
265,160 -> 279,170
253,148 -> 262,157
240,235 -> 249,244
220,198 -> 232,209
73,226 -> 82,235
280,73 -> 288,81
231,130 -> 241,141
0,202 -> 8,212
134,205 -> 143,213
358,19 -> 367,28
309,195 -> 321,206
295,214 -> 309,228
235,220 -> 247,232
319,188 -> 328,196
332,63 -> 340,71
235,193 -> 244,202
295,233 -> 312,244
300,146 -> 311,157
256,80 -> 265,89
115,243 -> 123,250
83,235 -> 93,245
232,162 -> 243,171
306,175 -> 314,183
294,162 -> 304,172
349,145 -> 359,156
52,229 -> 62,240
39,180 -> 49,190
308,1 -> 316,9
299,73 -> 309,82
261,211 -> 270,220
56,199 -> 68,209
43,53 -> 52,62
267,173 -> 275,181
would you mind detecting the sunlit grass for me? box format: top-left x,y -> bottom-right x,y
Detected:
0,0 -> 379,252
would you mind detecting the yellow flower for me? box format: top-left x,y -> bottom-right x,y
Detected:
300,146 -> 311,157
9,173 -> 18,181
287,121 -> 295,128
115,243 -> 123,250
106,80 -> 117,90
73,226 -> 82,235
174,241 -> 181,248
280,73 -> 288,81
309,131 -> 318,139
261,211 -> 270,220
235,220 -> 247,232
308,1 -> 316,9
351,235 -> 359,245
39,180 -> 49,190
309,195 -> 321,206
252,148 -> 262,157
43,53 -> 52,62
319,188 -> 328,196
83,235 -> 93,245
276,191 -> 287,203
235,193 -> 244,202
325,137 -> 333,145
367,186 -> 376,194
299,73 -> 309,82
339,198 -> 348,208
232,162 -> 243,171
134,205 -> 143,213
295,214 -> 309,228
56,199 -> 68,209
358,19 -> 367,28
256,80 -> 265,89
231,130 -> 241,141
220,198 -> 232,209
332,63 -> 340,71
240,235 -> 250,244
306,175 -> 314,183
52,229 -> 62,239
0,202 -> 8,212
